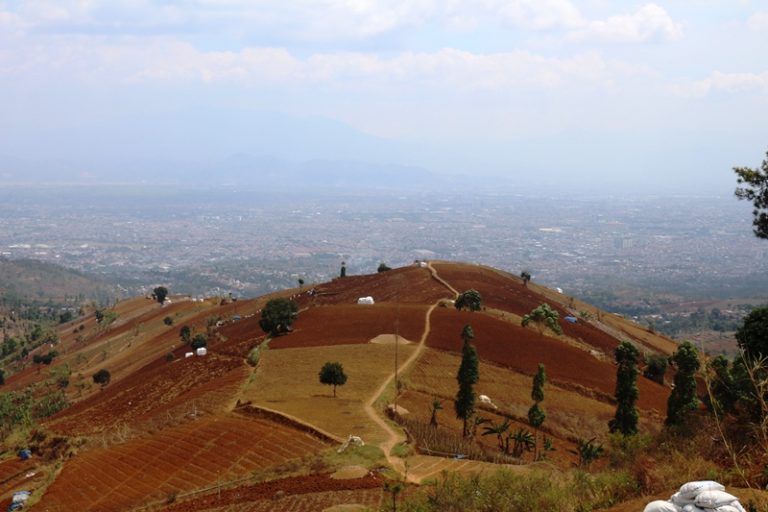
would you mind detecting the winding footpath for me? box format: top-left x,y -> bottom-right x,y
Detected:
362,262 -> 459,483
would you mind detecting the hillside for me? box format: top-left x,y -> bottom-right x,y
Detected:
0,258 -> 117,304
1,261 -> 764,511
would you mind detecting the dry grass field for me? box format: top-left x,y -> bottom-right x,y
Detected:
243,343 -> 417,444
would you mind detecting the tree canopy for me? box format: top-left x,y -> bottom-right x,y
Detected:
259,298 -> 299,337
735,305 -> 768,361
455,323 -> 480,437
319,361 -> 347,397
455,289 -> 482,312
666,341 -> 700,427
734,149 -> 768,239
153,286 -> 168,305
609,341 -> 640,436
521,303 -> 562,336
93,369 -> 111,386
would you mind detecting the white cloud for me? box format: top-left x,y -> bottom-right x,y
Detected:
671,70 -> 768,98
748,11 -> 768,32
574,3 -> 683,44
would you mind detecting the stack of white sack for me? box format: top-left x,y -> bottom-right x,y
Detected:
643,481 -> 747,512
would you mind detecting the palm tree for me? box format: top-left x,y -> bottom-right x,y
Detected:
509,428 -> 535,458
521,303 -> 562,336
482,418 -> 511,452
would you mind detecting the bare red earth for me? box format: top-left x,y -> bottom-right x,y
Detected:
426,307 -> 669,413
433,262 -> 621,353
47,353 -> 247,436
161,473 -> 383,512
39,416 -> 329,512
270,304 -> 428,349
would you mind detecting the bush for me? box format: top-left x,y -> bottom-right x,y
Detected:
93,369 -> 111,386
163,316 -> 174,326
190,334 -> 208,350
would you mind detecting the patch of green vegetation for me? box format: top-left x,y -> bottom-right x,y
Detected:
390,442 -> 411,458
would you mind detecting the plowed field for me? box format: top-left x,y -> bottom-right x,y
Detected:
404,348 -> 626,441
47,354 -> 248,437
432,262 -> 621,353
270,304 -> 427,349
39,416 -> 329,512
425,308 -> 669,413
161,473 -> 383,511
309,265 -> 450,305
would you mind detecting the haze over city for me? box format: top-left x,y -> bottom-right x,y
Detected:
1,1 -> 766,192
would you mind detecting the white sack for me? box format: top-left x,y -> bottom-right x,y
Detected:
671,492 -> 696,507
678,481 -> 725,500
644,501 -> 681,512
681,505 -> 706,512
714,506 -> 743,512
695,490 -> 740,509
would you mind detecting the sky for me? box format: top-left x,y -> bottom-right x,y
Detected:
0,1 -> 766,192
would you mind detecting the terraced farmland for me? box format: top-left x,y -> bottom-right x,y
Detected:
40,416 -> 329,511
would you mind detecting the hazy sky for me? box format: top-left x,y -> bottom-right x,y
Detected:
1,1 -> 766,191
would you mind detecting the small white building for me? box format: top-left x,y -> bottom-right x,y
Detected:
357,296 -> 375,305
196,347 -> 207,356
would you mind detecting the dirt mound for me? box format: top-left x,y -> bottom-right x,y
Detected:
369,334 -> 413,345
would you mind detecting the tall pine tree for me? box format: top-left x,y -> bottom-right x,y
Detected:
455,324 -> 479,437
666,341 -> 700,426
528,363 -> 547,459
609,341 -> 640,436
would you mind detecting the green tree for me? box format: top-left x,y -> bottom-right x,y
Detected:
259,298 -> 299,337
153,286 -> 169,305
707,355 -> 738,414
163,316 -> 174,326
319,361 -> 347,397
609,341 -> 640,436
0,369 -> 4,386
179,325 -> 192,344
521,303 -> 562,336
735,306 -> 768,361
377,262 -> 392,272
509,428 -> 535,458
455,324 -> 479,437
528,363 -> 546,459
666,341 -> 701,426
454,289 -> 482,312
482,418 -> 512,452
734,148 -> 768,239
643,354 -> 668,385
190,334 -> 207,350
340,261 -> 347,278
93,369 -> 111,386
520,271 -> 531,287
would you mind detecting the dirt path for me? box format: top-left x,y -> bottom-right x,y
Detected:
363,262 -> 458,483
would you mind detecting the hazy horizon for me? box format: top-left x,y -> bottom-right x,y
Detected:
1,1 -> 766,194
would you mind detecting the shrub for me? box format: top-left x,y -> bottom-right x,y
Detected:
93,369 -> 111,386
191,334 -> 208,350
163,316 -> 174,326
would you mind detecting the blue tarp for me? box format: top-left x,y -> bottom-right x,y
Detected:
564,316 -> 578,324
17,449 -> 31,461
